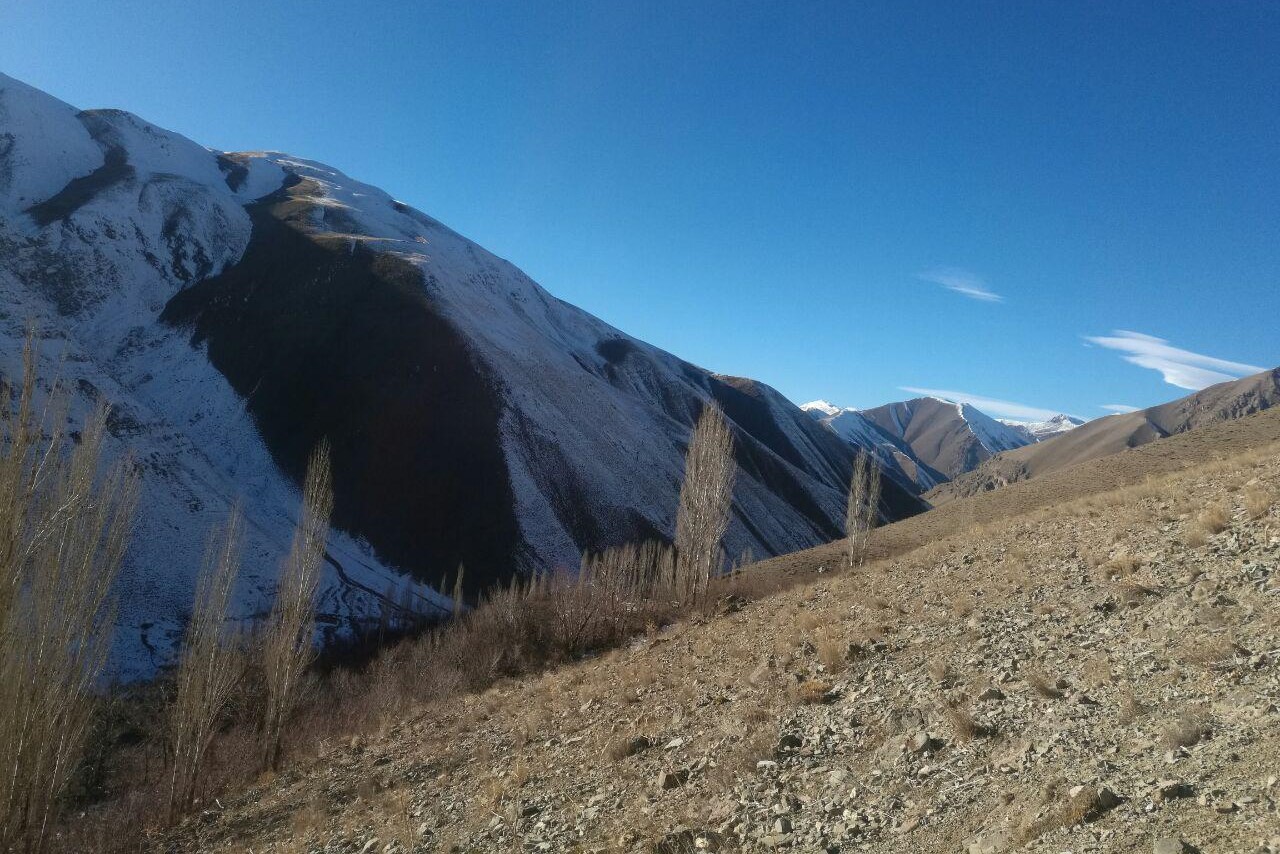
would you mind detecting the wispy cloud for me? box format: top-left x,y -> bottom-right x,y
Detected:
899,386 -> 1064,422
1099,403 -> 1140,414
918,267 -> 1003,303
1084,330 -> 1263,390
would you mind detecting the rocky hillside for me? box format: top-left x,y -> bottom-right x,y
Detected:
930,368 -> 1280,505
164,409 -> 1280,853
0,73 -> 924,674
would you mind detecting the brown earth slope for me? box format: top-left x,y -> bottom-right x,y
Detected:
929,368 -> 1280,506
162,408 -> 1280,853
862,398 -> 1029,480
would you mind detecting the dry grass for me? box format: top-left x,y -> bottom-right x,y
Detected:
1117,687 -> 1146,725
1017,785 -> 1109,845
605,734 -> 652,762
1196,504 -> 1232,535
1182,525 -> 1209,547
793,679 -> 833,705
1161,710 -> 1209,749
1100,553 -> 1140,580
1244,485 -> 1274,519
814,631 -> 848,674
0,337 -> 140,854
1023,669 -> 1064,699
941,700 -> 983,742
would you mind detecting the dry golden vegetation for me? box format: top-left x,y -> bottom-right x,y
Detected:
150,423 -> 1280,853
0,341 -> 138,854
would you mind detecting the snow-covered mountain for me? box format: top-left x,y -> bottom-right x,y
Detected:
999,414 -> 1085,443
0,74 -> 926,675
800,401 -> 947,490
856,396 -> 1035,481
804,394 -> 1083,484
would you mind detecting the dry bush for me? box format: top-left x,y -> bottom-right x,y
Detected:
1182,525 -> 1208,548
941,700 -> 983,742
673,403 -> 736,605
793,679 -> 833,705
1100,553 -> 1140,580
605,734 -> 652,762
0,339 -> 140,854
1023,669 -> 1063,699
815,632 -> 847,674
1244,486 -> 1274,519
1161,710 -> 1208,749
167,508 -> 246,819
1196,504 -> 1231,535
261,441 -> 333,772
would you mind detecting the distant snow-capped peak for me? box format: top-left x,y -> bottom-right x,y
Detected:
800,399 -> 845,418
999,413 -> 1085,442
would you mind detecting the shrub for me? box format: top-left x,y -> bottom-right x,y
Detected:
1244,486 -> 1273,519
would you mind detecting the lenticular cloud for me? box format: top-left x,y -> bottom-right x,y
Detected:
1085,331 -> 1263,391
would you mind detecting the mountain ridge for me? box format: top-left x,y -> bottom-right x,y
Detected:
929,367 -> 1280,503
0,73 -> 925,674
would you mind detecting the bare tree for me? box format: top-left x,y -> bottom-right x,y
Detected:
673,403 -> 736,604
845,450 -> 882,568
0,336 -> 139,853
260,441 -> 333,772
166,506 -> 245,820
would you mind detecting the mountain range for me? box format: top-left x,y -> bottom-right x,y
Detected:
928,366 -> 1280,503
801,396 -> 1083,488
0,73 -> 928,674
3,71 -> 1276,677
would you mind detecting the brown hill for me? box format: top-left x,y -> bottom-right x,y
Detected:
928,367 -> 1280,505
152,406 -> 1280,854
861,397 -> 1032,480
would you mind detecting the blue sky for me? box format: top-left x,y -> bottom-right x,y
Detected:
4,1 -> 1278,420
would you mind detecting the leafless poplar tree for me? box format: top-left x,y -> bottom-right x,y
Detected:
0,336 -> 139,854
260,441 -> 333,772
673,403 -> 736,604
167,505 -> 245,820
845,450 -> 882,568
